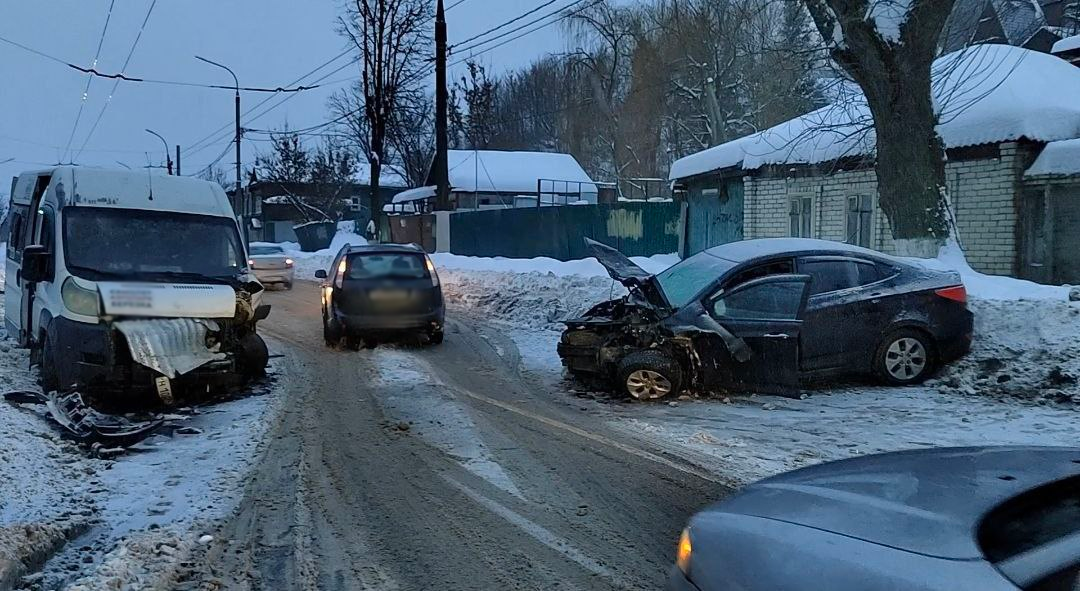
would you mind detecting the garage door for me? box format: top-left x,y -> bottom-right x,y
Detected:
1053,188 -> 1080,284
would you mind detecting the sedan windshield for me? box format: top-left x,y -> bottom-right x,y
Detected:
654,251 -> 736,308
64,207 -> 244,281
346,253 -> 430,280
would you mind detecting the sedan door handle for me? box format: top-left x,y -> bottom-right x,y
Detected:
762,333 -> 791,339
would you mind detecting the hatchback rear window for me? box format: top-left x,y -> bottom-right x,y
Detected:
250,245 -> 283,256
346,253 -> 429,280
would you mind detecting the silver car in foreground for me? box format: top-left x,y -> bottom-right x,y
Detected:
248,243 -> 295,289
669,446 -> 1080,591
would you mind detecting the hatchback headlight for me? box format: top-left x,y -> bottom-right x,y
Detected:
62,277 -> 101,317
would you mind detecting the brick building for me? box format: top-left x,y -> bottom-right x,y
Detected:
669,45 -> 1080,285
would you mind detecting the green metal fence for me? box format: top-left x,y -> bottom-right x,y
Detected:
448,202 -> 679,260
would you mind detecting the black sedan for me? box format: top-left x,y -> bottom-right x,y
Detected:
315,243 -> 445,347
668,446 -> 1080,591
558,238 -> 973,399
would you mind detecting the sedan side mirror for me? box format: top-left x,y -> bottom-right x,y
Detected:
21,245 -> 52,283
314,269 -> 327,279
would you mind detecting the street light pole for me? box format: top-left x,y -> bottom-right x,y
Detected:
196,55 -> 246,249
145,129 -> 172,174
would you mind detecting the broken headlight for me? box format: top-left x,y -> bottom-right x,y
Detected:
62,277 -> 101,317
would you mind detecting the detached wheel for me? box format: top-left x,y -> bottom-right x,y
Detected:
875,328 -> 935,386
238,333 -> 270,377
616,350 -> 683,400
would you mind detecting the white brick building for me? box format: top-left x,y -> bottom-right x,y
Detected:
669,45 -> 1080,284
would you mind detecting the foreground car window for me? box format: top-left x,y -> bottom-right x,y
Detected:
655,252 -> 735,308
713,281 -> 804,320
802,259 -> 879,295
347,254 -> 429,280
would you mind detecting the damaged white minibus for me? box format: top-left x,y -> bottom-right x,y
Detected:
5,167 -> 270,402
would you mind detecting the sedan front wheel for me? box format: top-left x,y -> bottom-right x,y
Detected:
616,350 -> 683,400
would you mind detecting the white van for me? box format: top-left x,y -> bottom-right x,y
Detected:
5,167 -> 270,400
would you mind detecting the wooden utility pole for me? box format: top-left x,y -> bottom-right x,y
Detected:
434,0 -> 451,210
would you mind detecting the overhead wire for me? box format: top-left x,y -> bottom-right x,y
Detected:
181,48 -> 356,161
73,0 -> 158,163
62,0 -> 118,163
450,0 -> 565,49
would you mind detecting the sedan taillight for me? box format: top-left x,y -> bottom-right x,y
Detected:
935,285 -> 967,304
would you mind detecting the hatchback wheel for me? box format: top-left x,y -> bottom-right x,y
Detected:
875,329 -> 934,385
616,350 -> 683,400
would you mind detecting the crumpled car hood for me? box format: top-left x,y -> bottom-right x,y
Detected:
584,238 -> 669,309
114,318 -> 226,378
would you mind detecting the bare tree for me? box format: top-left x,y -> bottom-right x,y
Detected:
802,0 -> 956,255
388,92 -> 436,187
450,61 -> 500,150
339,0 -> 431,233
198,165 -> 230,189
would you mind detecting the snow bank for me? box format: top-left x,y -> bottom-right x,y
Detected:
904,241 -> 1071,301
671,44 -> 1080,179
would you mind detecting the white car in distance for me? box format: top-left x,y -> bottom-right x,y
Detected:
248,243 -> 295,289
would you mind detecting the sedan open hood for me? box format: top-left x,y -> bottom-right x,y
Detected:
584,238 -> 669,309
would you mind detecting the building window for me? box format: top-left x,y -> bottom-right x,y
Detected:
846,195 -> 873,247
789,196 -> 813,238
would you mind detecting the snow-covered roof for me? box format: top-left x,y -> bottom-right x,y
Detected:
1025,138 -> 1080,177
671,45 -> 1080,180
1053,34 -> 1080,53
446,150 -> 596,194
391,185 -> 436,203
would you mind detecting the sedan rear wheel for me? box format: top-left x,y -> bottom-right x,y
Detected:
875,329 -> 934,386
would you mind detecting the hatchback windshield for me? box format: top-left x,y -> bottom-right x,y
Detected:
64,207 -> 244,281
346,253 -> 429,280
654,252 -> 736,308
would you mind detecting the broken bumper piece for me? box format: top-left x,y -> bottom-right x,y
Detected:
45,391 -> 163,446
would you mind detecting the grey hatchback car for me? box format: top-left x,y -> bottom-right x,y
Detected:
315,243 -> 445,346
669,446 -> 1080,591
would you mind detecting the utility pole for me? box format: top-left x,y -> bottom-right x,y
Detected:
175,145 -> 181,176
434,0 -> 451,211
196,55 -> 247,249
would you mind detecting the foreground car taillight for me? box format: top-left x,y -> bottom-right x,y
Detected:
935,285 -> 967,303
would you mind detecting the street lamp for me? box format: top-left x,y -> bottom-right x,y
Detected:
195,55 -> 246,248
145,129 -> 172,174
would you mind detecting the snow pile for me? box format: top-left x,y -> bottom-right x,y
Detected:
432,252 -> 677,278
1052,33 -> 1080,54
442,270 -> 623,329
65,530 -> 193,591
670,44 -> 1080,178
905,240 -> 1071,301
933,298 -> 1080,404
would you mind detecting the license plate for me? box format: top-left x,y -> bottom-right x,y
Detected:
368,289 -> 408,301
155,376 -> 174,405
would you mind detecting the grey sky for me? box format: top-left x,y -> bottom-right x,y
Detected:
0,0 -> 571,191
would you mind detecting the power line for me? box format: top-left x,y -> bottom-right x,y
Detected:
62,0 -> 118,163
73,0 -> 159,163
446,0 -> 470,10
181,48 -> 356,159
450,0 -> 565,49
67,64 -> 321,92
0,133 -> 151,154
451,0 -> 595,58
